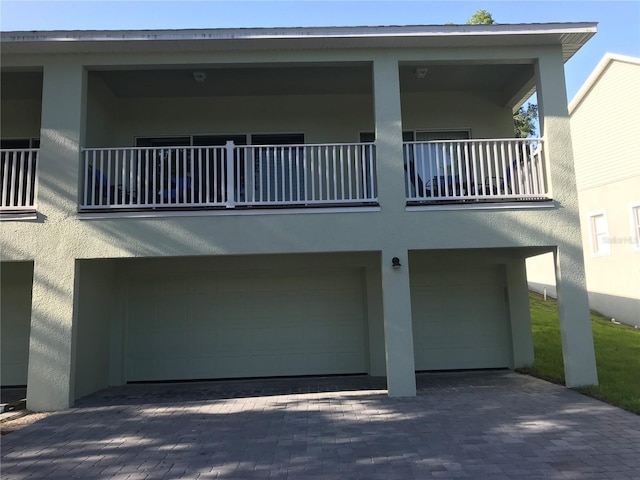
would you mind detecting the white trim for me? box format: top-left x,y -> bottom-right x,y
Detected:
406,201 -> 555,212
77,206 -> 381,220
569,53 -> 640,114
630,201 -> 640,252
586,209 -> 611,257
0,211 -> 38,221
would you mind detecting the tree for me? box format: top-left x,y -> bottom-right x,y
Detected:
514,103 -> 539,138
466,9 -> 495,25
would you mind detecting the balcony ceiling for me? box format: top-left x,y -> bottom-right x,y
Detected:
93,65 -> 373,97
92,62 -> 533,107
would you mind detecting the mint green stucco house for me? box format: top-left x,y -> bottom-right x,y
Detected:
0,23 -> 599,411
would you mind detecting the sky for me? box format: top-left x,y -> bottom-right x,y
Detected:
1,0 -> 639,102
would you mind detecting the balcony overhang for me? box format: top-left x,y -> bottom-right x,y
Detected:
1,23 -> 597,62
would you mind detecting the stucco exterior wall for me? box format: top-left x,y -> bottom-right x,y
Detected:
112,94 -> 373,146
0,41 -> 597,409
85,73 -> 118,148
401,91 -> 514,138
83,90 -> 514,148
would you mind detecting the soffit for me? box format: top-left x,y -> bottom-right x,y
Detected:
1,23 -> 597,63
92,65 -> 373,97
90,63 -> 533,100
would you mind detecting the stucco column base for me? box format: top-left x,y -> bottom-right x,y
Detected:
554,247 -> 598,387
26,258 -> 78,411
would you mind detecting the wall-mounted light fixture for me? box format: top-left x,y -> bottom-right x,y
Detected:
193,71 -> 207,83
392,257 -> 402,269
415,67 -> 428,79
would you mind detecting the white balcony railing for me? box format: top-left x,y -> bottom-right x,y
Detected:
403,138 -> 548,203
80,142 -> 377,211
0,149 -> 39,212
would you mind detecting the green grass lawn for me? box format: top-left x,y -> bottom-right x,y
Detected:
522,292 -> 640,414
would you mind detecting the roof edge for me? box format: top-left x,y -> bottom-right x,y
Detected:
569,52 -> 640,113
1,22 -> 598,43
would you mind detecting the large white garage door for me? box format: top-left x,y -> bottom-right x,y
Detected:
125,268 -> 367,382
411,265 -> 511,371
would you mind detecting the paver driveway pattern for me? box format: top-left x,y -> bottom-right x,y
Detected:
1,371 -> 639,479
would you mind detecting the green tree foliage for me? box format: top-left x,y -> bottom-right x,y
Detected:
514,103 -> 539,138
466,9 -> 495,25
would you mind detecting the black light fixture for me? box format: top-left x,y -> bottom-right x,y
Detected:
193,71 -> 207,83
415,67 -> 428,79
392,257 -> 402,269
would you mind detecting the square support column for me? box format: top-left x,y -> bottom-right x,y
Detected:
372,57 -> 406,213
27,259 -> 79,411
507,259 -> 534,368
554,248 -> 598,387
37,64 -> 87,220
26,64 -> 87,411
372,58 -> 416,396
536,49 -> 597,387
380,251 -> 417,397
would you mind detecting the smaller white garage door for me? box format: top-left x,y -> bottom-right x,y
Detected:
0,263 -> 32,387
125,268 -> 368,382
411,265 -> 512,371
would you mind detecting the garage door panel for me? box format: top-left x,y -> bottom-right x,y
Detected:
411,266 -> 511,371
126,267 -> 367,382
419,346 -> 510,370
158,303 -> 187,325
158,278 -> 188,295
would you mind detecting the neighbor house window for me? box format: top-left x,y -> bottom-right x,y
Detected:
631,203 -> 640,251
588,210 -> 611,256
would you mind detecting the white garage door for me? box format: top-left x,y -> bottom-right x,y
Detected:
0,262 -> 32,387
411,265 -> 511,371
125,268 -> 367,382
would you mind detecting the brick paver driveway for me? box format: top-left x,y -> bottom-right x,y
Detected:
1,371 -> 639,479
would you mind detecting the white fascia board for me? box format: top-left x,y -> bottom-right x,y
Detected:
1,23 -> 597,43
569,53 -> 640,114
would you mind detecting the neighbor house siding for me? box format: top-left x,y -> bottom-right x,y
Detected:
572,60 -> 640,191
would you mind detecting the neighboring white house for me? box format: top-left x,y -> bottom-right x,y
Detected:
1,23 -> 599,412
527,54 -> 640,327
